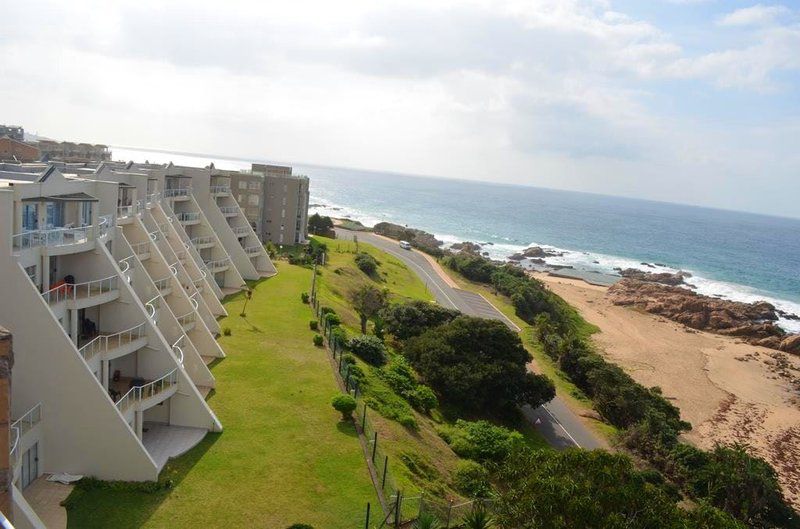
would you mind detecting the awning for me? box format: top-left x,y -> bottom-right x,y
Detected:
22,192 -> 99,202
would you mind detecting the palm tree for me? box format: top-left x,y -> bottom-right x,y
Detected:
462,503 -> 495,529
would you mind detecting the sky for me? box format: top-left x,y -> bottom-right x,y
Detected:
1,1 -> 799,218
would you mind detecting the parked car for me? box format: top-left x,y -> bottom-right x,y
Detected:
399,240 -> 411,250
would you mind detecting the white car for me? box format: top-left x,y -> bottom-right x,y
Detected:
399,240 -> 412,250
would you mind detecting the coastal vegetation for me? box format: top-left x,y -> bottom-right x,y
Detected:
308,212 -> 334,235
442,251 -> 800,527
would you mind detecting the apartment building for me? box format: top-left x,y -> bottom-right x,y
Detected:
36,141 -> 111,163
0,126 -> 24,142
0,160 -> 276,528
229,171 -> 263,234
0,137 -> 40,163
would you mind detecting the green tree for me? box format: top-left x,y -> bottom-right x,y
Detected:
381,300 -> 460,340
349,284 -> 388,334
308,213 -> 334,234
347,335 -> 387,366
331,394 -> 356,420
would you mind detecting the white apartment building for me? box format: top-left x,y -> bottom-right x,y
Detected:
0,161 -> 276,528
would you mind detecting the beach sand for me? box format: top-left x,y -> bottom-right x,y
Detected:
534,273 -> 800,508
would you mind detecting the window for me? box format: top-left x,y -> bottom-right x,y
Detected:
22,204 -> 38,230
80,202 -> 92,226
281,209 -> 286,218
238,181 -> 248,190
46,202 -> 63,228
248,194 -> 259,206
24,265 -> 36,283
248,181 -> 261,191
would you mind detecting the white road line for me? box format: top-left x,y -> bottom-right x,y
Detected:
541,404 -> 581,448
472,291 -> 522,332
380,246 -> 461,310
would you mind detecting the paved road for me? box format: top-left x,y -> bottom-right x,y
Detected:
336,229 -> 605,450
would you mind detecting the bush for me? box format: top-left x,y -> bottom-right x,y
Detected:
398,414 -> 418,430
222,327 -> 232,336
443,420 -> 525,463
410,385 -> 438,413
323,313 -> 341,327
354,252 -> 379,275
331,326 -> 349,347
382,300 -> 460,340
331,394 -> 356,420
309,320 -> 318,331
404,316 -> 555,413
320,306 -> 336,317
348,335 -> 387,366
342,353 -> 357,366
301,292 -> 310,304
345,363 -> 366,385
313,334 -> 323,347
454,460 -> 491,498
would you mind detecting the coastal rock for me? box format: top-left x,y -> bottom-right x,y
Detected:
780,334 -> 800,354
451,241 -> 482,254
618,268 -> 692,286
607,279 -> 788,350
508,253 -> 525,261
523,246 -> 564,258
373,222 -> 443,253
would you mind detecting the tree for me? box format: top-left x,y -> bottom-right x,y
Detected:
382,300 -> 460,340
308,213 -> 333,234
331,394 -> 356,420
347,335 -> 387,366
403,316 -> 555,413
349,285 -> 388,334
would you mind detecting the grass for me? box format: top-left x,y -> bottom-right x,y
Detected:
65,262 -> 377,529
435,265 -> 619,442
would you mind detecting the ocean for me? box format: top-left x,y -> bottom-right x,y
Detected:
113,146 -> 800,333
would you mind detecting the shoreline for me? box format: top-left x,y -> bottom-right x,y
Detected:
534,272 -> 800,508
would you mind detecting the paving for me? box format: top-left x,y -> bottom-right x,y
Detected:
335,228 -> 605,450
142,422 -> 207,470
24,476 -> 72,529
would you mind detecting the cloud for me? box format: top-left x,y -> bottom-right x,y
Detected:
718,4 -> 791,27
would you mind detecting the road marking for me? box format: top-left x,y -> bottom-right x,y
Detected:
380,246 -> 461,310
541,404 -> 581,448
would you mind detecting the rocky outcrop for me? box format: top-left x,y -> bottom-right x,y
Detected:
451,241 -> 482,254
617,268 -> 692,286
373,222 -> 444,255
607,279 -> 799,351
522,246 -> 563,258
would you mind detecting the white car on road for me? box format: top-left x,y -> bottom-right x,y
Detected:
399,240 -> 412,250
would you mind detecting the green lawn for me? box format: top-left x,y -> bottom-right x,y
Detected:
65,262 -> 377,529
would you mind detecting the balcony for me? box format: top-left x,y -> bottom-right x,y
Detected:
177,212 -> 200,225
131,240 -> 152,260
190,235 -> 215,250
114,369 -> 179,419
204,258 -> 230,273
42,275 -> 119,309
138,192 -> 161,210
210,185 -> 231,197
117,204 -> 137,224
232,225 -> 250,238
176,310 -> 196,331
164,188 -> 191,200
192,275 -> 205,292
153,275 -> 172,295
219,206 -> 239,218
245,245 -> 262,256
12,225 -> 92,253
79,323 -> 148,363
10,403 -> 42,470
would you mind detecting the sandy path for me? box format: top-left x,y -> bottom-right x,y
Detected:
535,273 -> 800,508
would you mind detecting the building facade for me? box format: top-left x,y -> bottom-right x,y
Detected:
0,126 -> 24,142
0,138 -> 40,163
36,141 -> 111,163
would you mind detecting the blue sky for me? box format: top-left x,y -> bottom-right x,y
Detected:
1,0 -> 799,217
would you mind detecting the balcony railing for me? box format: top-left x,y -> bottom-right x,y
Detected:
153,275 -> 171,291
204,258 -> 230,272
78,323 -> 146,362
245,245 -> 262,255
190,236 -> 214,247
164,187 -> 192,198
115,369 -> 178,414
177,311 -> 196,328
42,275 -> 117,304
10,402 -> 42,467
98,214 -> 114,237
219,206 -> 239,216
146,192 -> 161,206
172,335 -> 185,366
118,204 -> 136,218
12,225 -> 91,251
177,212 -> 200,223
232,226 -> 250,236
131,240 -> 150,257
148,229 -> 161,242
210,185 -> 231,195
145,294 -> 160,322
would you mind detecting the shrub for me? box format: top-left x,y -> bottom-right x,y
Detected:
323,313 -> 341,327
354,252 -> 379,275
331,326 -> 349,347
345,363 -> 366,384
443,420 -> 524,463
413,512 -> 441,529
411,385 -> 438,413
312,334 -> 323,347
398,414 -> 418,430
320,306 -> 336,317
454,460 -> 491,498
382,300 -> 460,340
309,320 -> 318,331
300,292 -> 309,304
342,353 -> 357,366
222,327 -> 232,336
348,335 -> 387,366
331,394 -> 356,420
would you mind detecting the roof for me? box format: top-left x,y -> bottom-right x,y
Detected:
22,192 -> 99,202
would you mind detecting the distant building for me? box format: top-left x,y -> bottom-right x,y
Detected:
228,171 -> 264,234
0,137 -> 40,162
36,140 -> 111,162
259,165 -> 309,246
0,125 -> 24,142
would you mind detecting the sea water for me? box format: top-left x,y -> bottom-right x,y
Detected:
113,147 -> 800,333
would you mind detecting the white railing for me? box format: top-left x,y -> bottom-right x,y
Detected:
164,187 -> 191,198
169,261 -> 179,276
192,276 -> 205,290
219,206 -> 239,216
131,240 -> 150,257
145,295 -> 160,322
118,255 -> 135,274
98,214 -> 114,237
148,229 -> 161,241
145,192 -> 161,206
115,369 -> 178,414
9,426 -> 19,469
210,185 -> 230,194
177,311 -> 196,328
10,402 -> 42,467
177,212 -> 200,222
153,275 -> 171,291
12,225 -> 91,251
42,275 -> 118,304
117,204 -> 136,218
232,226 -> 250,236
172,335 -> 185,366
190,236 -> 214,247
245,245 -> 262,255
204,258 -> 230,271
189,291 -> 199,310
79,323 -> 146,362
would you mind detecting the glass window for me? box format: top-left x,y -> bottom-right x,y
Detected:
22,204 -> 38,230
239,181 -> 248,190
248,195 -> 259,206
80,202 -> 92,226
46,202 -> 64,228
248,181 -> 261,190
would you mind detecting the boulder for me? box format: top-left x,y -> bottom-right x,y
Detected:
779,334 -> 800,354
618,268 -> 691,286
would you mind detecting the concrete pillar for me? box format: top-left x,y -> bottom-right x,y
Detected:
134,411 -> 143,440
101,360 -> 109,391
0,328 -> 14,521
70,309 -> 79,347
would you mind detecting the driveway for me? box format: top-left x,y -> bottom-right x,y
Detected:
334,228 -> 606,450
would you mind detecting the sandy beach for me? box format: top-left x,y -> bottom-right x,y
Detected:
534,273 -> 800,508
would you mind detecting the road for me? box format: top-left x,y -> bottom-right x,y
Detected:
336,228 -> 605,450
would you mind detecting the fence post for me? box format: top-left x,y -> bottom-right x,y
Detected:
361,402 -> 367,430
382,455 -> 388,489
365,502 -> 370,529
394,491 -> 401,528
445,500 -> 453,528
371,431 -> 378,462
